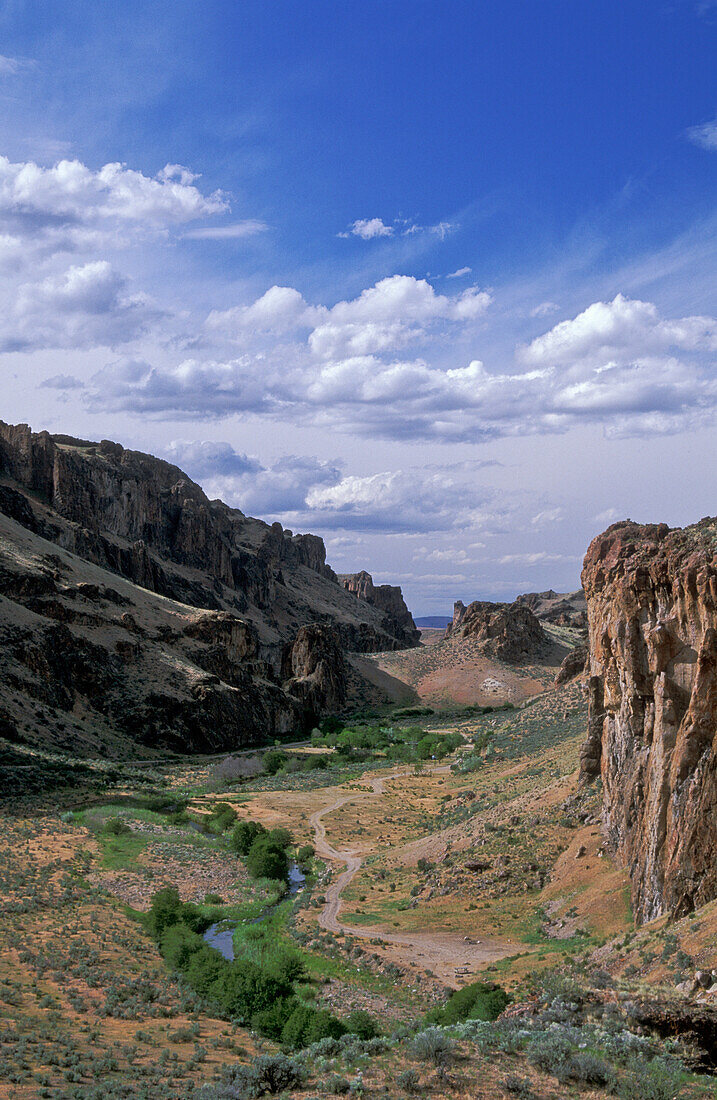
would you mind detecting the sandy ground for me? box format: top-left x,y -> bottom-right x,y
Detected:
364,633 -> 563,708
308,767 -> 515,987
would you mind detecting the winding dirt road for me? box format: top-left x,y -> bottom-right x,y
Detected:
308,769 -> 514,988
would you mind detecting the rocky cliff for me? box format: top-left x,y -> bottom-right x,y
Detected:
0,421 -> 416,757
445,598 -> 549,664
580,518 -> 717,923
515,588 -> 587,629
338,570 -> 420,649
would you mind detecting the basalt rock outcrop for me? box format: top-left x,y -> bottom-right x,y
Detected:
515,588 -> 588,629
445,598 -> 550,664
555,643 -> 589,685
0,421 -> 417,757
580,518 -> 717,923
338,570 -> 420,649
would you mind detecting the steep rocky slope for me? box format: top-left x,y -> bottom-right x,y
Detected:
445,598 -> 550,663
0,421 -> 416,756
515,588 -> 587,629
580,518 -> 717,923
338,570 -> 420,648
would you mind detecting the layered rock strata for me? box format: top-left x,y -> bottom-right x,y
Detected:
338,570 -> 420,648
580,518 -> 717,923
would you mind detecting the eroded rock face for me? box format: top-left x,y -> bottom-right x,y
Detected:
0,421 -> 416,756
338,570 -> 420,648
445,599 -> 549,664
282,624 -> 347,718
515,588 -> 588,629
580,518 -> 717,923
555,643 -> 589,686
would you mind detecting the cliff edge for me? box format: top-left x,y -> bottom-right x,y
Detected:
580,517 -> 717,923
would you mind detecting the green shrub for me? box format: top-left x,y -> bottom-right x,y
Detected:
345,1009 -> 380,1039
266,826 -> 292,850
250,997 -> 297,1040
246,838 -> 289,883
426,980 -> 510,1025
204,802 -> 238,834
160,923 -> 204,970
148,885 -> 211,939
102,817 -> 131,836
296,844 -> 314,869
230,820 -> 267,855
263,749 -> 289,775
211,960 -> 290,1020
281,1005 -> 346,1048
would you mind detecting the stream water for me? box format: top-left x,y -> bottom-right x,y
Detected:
203,861 -> 306,961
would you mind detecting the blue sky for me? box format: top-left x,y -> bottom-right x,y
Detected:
1,1 -> 716,612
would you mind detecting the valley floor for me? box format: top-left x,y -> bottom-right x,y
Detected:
1,681 -> 716,1097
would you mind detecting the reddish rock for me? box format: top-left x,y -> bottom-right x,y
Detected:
581,517 -> 717,923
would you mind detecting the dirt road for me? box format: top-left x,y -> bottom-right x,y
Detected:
308,769 -> 514,988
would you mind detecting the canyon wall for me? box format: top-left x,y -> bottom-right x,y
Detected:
580,518 -> 717,923
338,570 -> 420,648
0,422 -> 417,756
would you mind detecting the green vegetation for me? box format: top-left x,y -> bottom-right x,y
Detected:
311,722 -> 463,763
147,887 -> 380,1050
425,980 -> 510,1025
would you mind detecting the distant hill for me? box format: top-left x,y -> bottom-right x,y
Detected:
414,615 -> 452,628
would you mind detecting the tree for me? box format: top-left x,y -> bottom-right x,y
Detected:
229,819 -> 267,855
263,749 -> 289,775
246,837 -> 289,882
148,886 -> 183,940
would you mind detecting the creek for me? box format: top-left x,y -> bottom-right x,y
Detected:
203,861 -> 306,961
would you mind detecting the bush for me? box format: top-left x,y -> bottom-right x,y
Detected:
396,1068 -> 420,1093
219,1053 -> 305,1098
230,820 -> 267,856
253,1054 -> 305,1095
246,837 -> 289,883
560,1051 -> 612,1087
502,1075 -> 535,1098
345,1009 -> 380,1039
263,749 -> 289,775
615,1056 -> 685,1100
426,980 -> 510,1025
411,1027 -> 455,1066
102,817 -> 131,836
526,1029 -> 572,1075
281,1004 -> 346,1048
